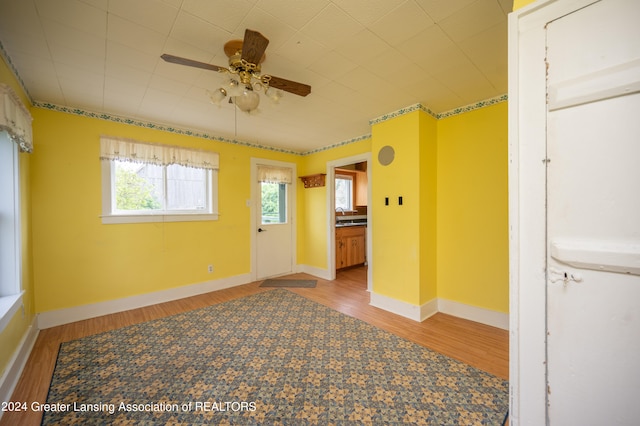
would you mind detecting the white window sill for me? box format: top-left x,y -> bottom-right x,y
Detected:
0,291 -> 24,333
101,213 -> 219,224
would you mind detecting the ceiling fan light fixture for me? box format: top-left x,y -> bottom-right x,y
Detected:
265,87 -> 283,104
223,77 -> 243,97
233,86 -> 260,113
207,88 -> 227,105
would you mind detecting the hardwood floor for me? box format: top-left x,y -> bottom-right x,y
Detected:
1,267 -> 508,425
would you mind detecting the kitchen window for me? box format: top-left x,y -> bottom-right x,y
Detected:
100,137 -> 219,224
335,174 -> 354,211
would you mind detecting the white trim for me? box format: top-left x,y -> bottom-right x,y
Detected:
37,273 -> 251,329
296,264 -> 332,280
508,1 -> 600,424
420,298 -> 439,322
326,153 -> 372,290
370,292 -> 424,322
0,317 -> 38,420
0,292 -> 23,333
370,292 -> 507,328
438,298 -> 509,330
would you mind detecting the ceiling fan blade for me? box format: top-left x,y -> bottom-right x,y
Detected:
161,54 -> 224,72
241,29 -> 269,65
268,75 -> 311,97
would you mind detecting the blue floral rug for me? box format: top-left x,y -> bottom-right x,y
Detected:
42,289 -> 508,424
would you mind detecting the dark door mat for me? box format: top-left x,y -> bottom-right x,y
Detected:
259,279 -> 317,288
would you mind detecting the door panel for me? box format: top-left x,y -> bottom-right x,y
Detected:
546,1 -> 640,423
256,176 -> 293,279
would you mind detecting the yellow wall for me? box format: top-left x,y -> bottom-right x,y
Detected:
436,102 -> 509,312
297,139 -> 371,269
419,112 -> 438,305
0,56 -> 35,378
513,0 -> 536,10
370,109 -> 438,306
30,109 -> 300,313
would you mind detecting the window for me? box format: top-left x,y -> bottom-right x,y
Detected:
335,174 -> 354,211
0,132 -> 23,331
261,182 -> 287,224
101,137 -> 218,224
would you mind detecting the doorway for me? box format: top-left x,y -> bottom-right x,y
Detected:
251,158 -> 297,280
327,153 -> 372,291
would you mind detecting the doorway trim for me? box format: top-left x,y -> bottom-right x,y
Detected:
508,0 -> 599,423
250,157 -> 297,282
326,153 -> 372,290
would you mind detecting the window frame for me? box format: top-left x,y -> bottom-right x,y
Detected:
101,159 -> 218,224
0,132 -> 24,333
335,173 -> 355,212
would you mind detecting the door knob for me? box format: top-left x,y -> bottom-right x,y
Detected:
258,228 -> 266,232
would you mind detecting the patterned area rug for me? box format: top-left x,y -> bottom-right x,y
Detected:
259,279 -> 317,288
43,289 -> 508,425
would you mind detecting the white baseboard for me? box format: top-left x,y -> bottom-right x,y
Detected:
37,273 -> 252,329
0,317 -> 38,418
370,293 -> 426,322
420,298 -> 439,321
296,264 -> 332,280
370,293 -> 509,330
438,298 -> 509,330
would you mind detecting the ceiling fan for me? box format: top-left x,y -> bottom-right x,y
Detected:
161,29 -> 311,113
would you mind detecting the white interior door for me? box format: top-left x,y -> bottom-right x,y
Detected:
545,1 -> 640,424
254,160 -> 295,280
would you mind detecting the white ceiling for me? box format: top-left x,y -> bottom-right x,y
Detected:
0,0 -> 512,153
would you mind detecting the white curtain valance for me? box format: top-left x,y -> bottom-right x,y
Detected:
257,165 -> 293,184
100,137 -> 219,170
0,84 -> 33,153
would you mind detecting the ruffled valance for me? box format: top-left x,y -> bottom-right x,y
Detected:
100,136 -> 219,170
0,84 -> 33,153
257,164 -> 293,184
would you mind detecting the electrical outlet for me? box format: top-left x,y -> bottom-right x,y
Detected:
208,265 -> 214,273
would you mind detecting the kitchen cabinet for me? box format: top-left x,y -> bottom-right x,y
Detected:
336,226 -> 366,269
355,170 -> 368,206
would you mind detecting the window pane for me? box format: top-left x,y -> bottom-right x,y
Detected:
335,176 -> 353,210
261,182 -> 287,224
114,161 -> 163,211
166,164 -> 207,211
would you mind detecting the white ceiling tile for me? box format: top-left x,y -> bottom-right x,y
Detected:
34,0 -> 107,37
458,21 -> 507,91
414,0 -> 476,22
107,15 -> 167,56
364,47 -> 415,81
182,0 -> 255,33
49,43 -> 104,74
40,18 -> 106,56
331,0 -> 405,26
148,74 -> 192,96
106,41 -> 160,73
438,0 -> 506,43
301,4 -> 363,49
308,51 -> 358,81
105,61 -> 152,87
275,32 -> 328,68
108,0 -> 179,35
398,25 -> 467,75
255,0 -> 328,30
79,0 -> 108,11
370,1 -> 435,47
334,29 -> 389,65
169,11 -> 232,55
